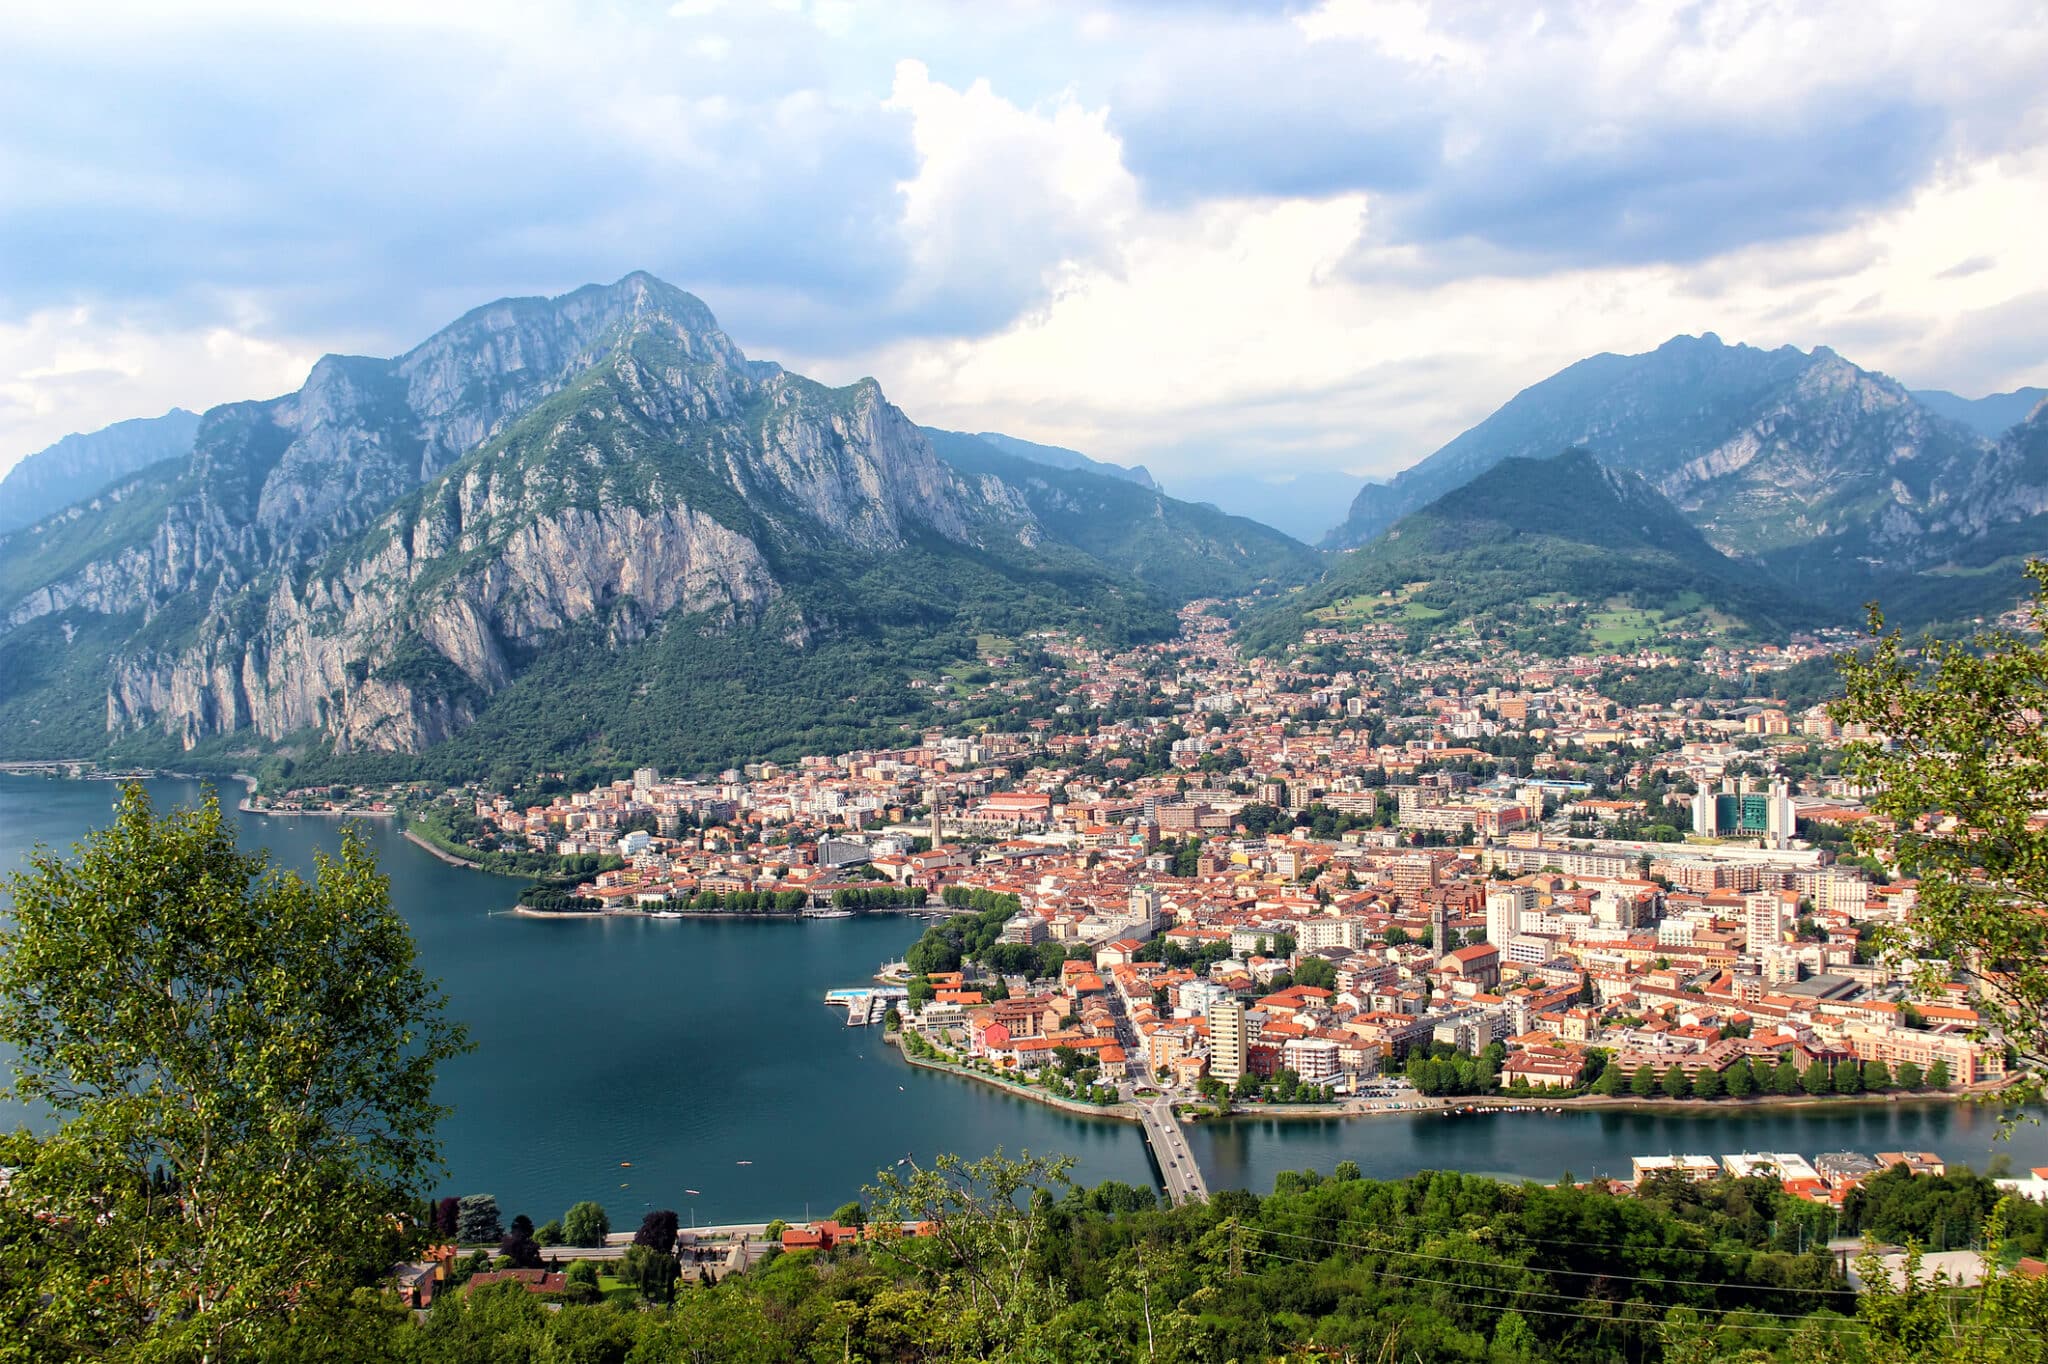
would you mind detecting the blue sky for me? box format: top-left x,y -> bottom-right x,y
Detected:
2,0 -> 2044,491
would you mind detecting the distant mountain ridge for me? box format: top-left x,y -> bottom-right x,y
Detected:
922,429 -> 1317,598
1324,334 -> 2048,619
1909,386 -> 2048,439
0,274 -> 1312,774
967,430 -> 1155,489
1249,448 -> 1801,657
0,408 -> 201,534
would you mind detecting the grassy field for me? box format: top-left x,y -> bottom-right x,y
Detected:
1310,583 -> 1444,625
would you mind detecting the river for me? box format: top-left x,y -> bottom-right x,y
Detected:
3,775 -> 2044,1229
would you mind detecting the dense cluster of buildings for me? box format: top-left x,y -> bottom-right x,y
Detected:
416,600 -> 2011,1104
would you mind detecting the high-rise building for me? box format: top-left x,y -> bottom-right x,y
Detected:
1209,999 -> 1248,1084
1485,885 -> 1536,945
1742,890 -> 1795,955
1431,901 -> 1452,952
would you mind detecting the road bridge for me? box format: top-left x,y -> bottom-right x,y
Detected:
1134,1098 -> 1209,1205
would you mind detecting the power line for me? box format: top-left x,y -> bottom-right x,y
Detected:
1252,1223 -> 1862,1305
1244,1242 -> 1866,1338
1243,1233 -> 2039,1344
1246,1230 -> 1853,1327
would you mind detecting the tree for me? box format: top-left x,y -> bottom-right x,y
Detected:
562,1258 -> 602,1305
1896,1059 -> 1925,1091
0,787 -> 470,1361
862,1149 -> 1076,1360
458,1194 -> 504,1245
1834,564 -> 2048,1110
497,1230 -> 543,1269
1630,1064 -> 1658,1098
1926,1058 -> 1952,1090
1834,1058 -> 1866,1095
763,1218 -> 789,1243
1293,955 -> 1337,991
1724,1057 -> 1756,1098
1661,1065 -> 1691,1099
1801,1061 -> 1834,1096
619,1243 -> 680,1304
1769,1054 -> 1801,1096
1591,1063 -> 1625,1096
434,1195 -> 461,1238
1692,1066 -> 1725,1099
832,1200 -> 867,1229
564,1200 -> 611,1247
634,1209 -> 680,1255
535,1218 -> 565,1246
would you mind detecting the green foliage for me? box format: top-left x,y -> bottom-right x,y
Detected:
1833,562 -> 2048,1109
562,1200 -> 610,1247
455,1195 -> 502,1245
618,1243 -> 680,1304
1248,449 -> 1805,657
0,785 -> 468,1361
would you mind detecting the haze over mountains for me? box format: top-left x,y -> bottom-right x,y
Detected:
0,408 -> 202,534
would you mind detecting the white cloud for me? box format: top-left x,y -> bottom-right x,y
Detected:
0,0 -> 2043,496
0,310 -> 315,470
846,141 -> 2048,482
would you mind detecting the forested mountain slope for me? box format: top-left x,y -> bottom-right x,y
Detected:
1251,449 -> 1804,657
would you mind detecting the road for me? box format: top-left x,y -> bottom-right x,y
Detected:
1134,1097 -> 1209,1205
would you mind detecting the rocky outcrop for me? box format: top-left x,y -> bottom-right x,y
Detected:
13,273 -> 1022,756
107,496 -> 780,752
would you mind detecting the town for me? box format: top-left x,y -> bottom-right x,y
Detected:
339,593 -> 2012,1189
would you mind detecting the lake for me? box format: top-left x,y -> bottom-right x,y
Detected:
4,774 -> 2044,1230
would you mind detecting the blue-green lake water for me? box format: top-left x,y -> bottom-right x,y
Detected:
4,775 -> 2044,1230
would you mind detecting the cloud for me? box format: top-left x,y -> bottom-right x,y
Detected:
0,306 -> 317,458
1939,255 -> 1997,280
1103,0 -> 2045,272
0,0 -> 2043,488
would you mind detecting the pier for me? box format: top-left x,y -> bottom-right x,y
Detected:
824,986 -> 907,1026
1135,1097 -> 1208,1204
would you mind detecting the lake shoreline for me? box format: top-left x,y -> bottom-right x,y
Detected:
886,1032 -> 1141,1124
1206,1089 -> 1988,1124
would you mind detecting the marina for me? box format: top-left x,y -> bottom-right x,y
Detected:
824,986 -> 909,1026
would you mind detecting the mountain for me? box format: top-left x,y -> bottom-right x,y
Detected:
1169,469 -> 1366,545
1247,448 -> 1801,657
1909,386 -> 2047,439
967,430 -> 1156,489
1326,336 -> 2048,593
0,274 -> 1307,776
0,408 -> 202,534
921,429 -> 1319,598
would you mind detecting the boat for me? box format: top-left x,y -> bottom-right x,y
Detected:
802,908 -> 855,919
736,1160 -> 752,1166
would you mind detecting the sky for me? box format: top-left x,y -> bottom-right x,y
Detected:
3,0 -> 2046,502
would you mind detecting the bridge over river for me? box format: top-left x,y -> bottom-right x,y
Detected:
1134,1098 -> 1209,1204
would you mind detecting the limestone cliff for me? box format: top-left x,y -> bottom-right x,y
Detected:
2,273 -> 1181,761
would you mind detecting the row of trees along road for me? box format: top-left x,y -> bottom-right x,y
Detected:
6,565 -> 2048,1357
